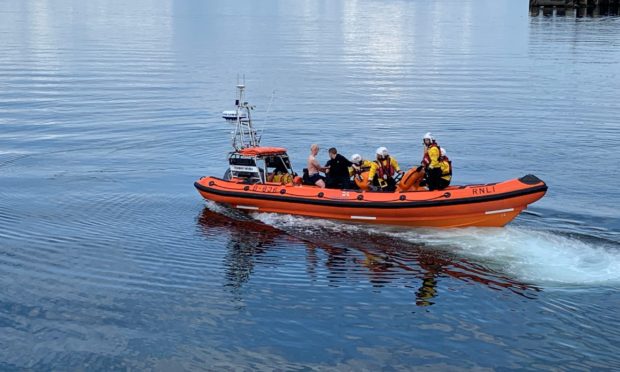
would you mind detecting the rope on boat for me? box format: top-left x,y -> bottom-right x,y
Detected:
205,181 -> 453,203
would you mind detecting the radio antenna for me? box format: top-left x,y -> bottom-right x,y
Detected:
258,89 -> 276,143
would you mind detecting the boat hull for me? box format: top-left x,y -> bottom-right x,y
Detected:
194,175 -> 547,228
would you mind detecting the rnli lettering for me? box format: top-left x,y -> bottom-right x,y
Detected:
472,186 -> 495,195
251,185 -> 279,193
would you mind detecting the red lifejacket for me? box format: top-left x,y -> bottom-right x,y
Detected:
375,157 -> 395,179
422,143 -> 441,167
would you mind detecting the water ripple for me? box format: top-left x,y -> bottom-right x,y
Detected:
1,0 -> 620,369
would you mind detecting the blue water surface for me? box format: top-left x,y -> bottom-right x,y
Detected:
1,0 -> 620,370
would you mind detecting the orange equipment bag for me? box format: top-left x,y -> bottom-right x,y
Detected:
354,171 -> 371,191
397,167 -> 425,192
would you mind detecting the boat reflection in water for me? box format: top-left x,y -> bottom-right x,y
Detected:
196,207 -> 540,306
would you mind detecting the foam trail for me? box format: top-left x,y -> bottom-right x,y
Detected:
201,200 -> 255,221
252,213 -> 620,286
202,200 -> 227,214
397,227 -> 620,285
252,212 -> 364,235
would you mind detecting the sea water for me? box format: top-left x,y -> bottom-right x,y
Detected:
1,0 -> 619,369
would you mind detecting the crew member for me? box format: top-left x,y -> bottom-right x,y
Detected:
349,153 -> 374,190
368,146 -> 402,192
349,154 -> 373,176
421,133 -> 443,191
324,147 -> 353,189
438,147 -> 452,190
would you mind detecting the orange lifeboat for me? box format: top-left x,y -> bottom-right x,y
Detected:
200,83 -> 547,228
195,174 -> 547,228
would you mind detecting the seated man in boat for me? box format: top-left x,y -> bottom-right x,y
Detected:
420,132 -> 445,191
324,147 -> 353,189
368,147 -> 402,192
306,143 -> 327,188
348,154 -> 374,190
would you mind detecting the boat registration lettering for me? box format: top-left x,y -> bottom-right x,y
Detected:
471,186 -> 495,195
230,165 -> 260,173
251,185 -> 280,193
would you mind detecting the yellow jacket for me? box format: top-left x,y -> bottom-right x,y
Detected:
368,156 -> 400,180
349,160 -> 374,177
440,158 -> 452,182
425,146 -> 441,169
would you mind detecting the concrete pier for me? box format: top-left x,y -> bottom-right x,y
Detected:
530,0 -> 620,16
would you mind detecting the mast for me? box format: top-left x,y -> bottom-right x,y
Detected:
231,77 -> 259,150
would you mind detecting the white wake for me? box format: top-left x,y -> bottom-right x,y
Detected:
251,212 -> 620,286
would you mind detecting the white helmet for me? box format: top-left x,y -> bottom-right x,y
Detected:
440,148 -> 447,157
423,132 -> 434,141
375,146 -> 389,157
351,153 -> 362,164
